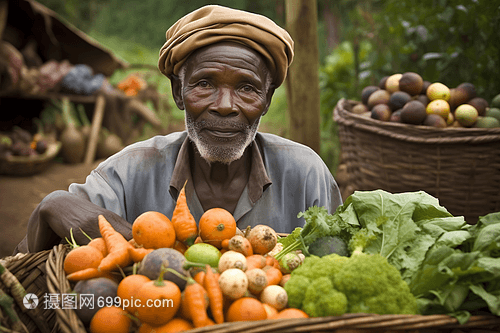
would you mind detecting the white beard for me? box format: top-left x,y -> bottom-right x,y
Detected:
185,113 -> 260,164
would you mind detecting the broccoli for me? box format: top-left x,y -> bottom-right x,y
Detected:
284,250 -> 418,317
302,277 -> 347,317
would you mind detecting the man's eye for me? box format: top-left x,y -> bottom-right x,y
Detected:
241,85 -> 255,92
197,80 -> 210,88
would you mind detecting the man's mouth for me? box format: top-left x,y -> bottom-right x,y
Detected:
204,128 -> 242,138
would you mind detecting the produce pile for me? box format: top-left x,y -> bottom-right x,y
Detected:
13,186 -> 497,332
354,72 -> 500,128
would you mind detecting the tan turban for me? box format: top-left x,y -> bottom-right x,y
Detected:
158,5 -> 294,87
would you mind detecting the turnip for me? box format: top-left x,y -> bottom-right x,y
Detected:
218,250 -> 247,273
218,268 -> 248,300
279,274 -> 291,287
267,242 -> 283,257
246,225 -> 277,255
260,285 -> 288,310
245,268 -> 268,295
228,235 -> 253,257
278,252 -> 302,274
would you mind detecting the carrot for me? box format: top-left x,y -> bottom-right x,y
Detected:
204,264 -> 224,324
228,235 -> 253,257
194,236 -> 203,244
167,269 -> 210,328
98,215 -> 133,272
263,266 -> 282,286
88,237 -> 108,257
246,255 -> 267,271
193,271 -> 205,286
173,240 -> 188,254
171,181 -> 198,246
128,246 -> 154,263
66,268 -> 105,282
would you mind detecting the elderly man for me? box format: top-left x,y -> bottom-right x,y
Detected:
15,5 -> 342,254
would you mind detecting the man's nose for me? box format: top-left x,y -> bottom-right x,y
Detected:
211,88 -> 238,116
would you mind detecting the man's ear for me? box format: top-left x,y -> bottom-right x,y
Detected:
262,85 -> 276,117
170,75 -> 185,110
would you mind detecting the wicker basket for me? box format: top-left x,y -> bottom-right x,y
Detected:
0,244 -> 86,333
1,244 -> 500,332
0,141 -> 62,176
333,98 -> 500,223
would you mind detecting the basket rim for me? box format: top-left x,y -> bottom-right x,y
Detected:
333,98 -> 500,144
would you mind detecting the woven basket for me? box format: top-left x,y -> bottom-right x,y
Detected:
0,141 -> 62,176
0,244 -> 86,333
2,245 -> 500,332
333,98 -> 500,223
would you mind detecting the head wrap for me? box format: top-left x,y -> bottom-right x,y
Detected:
158,5 -> 294,87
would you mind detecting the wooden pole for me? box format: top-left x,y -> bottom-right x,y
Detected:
285,0 -> 321,154
84,94 -> 106,164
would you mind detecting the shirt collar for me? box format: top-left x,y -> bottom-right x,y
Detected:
169,133 -> 272,205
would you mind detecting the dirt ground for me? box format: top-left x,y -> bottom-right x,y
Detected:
0,160 -> 103,258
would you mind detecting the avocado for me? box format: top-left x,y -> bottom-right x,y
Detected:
423,114 -> 447,128
456,82 -> 477,101
492,93 -> 500,108
388,91 -> 412,111
467,97 -> 489,116
485,107 -> 500,122
371,104 -> 392,121
367,89 -> 390,109
361,86 -> 380,105
398,72 -> 423,96
401,100 -> 427,125
474,116 -> 500,128
308,236 -> 349,257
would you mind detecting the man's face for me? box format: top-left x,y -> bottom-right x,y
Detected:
172,42 -> 274,164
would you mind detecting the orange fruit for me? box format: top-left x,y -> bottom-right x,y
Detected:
132,211 -> 176,249
137,318 -> 194,333
263,303 -> 278,319
273,308 -> 309,319
117,274 -> 151,315
226,297 -> 267,322
199,208 -> 237,248
135,279 -> 181,326
89,306 -> 131,333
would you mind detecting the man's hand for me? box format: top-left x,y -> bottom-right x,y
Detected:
23,190 -> 132,253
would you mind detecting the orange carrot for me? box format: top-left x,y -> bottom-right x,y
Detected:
204,264 -> 224,324
66,268 -> 118,282
171,181 -> 198,246
193,271 -> 205,286
128,246 -> 153,263
265,256 -> 280,269
88,237 -> 108,257
98,215 -> 133,271
194,236 -> 203,244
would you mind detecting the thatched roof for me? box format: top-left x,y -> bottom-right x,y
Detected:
1,0 -> 127,76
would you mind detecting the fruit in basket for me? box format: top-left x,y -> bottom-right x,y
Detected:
226,297 -> 268,322
361,86 -> 380,105
260,285 -> 288,310
457,82 -> 476,101
218,268 -> 248,300
426,82 -> 451,101
218,250 -> 247,272
485,107 -> 500,122
421,80 -> 431,95
184,243 -> 222,268
474,116 -> 500,128
400,100 -> 427,125
398,72 -> 424,96
352,103 -> 368,114
448,87 -> 470,110
138,248 -> 188,290
446,112 -> 455,126
388,91 -> 411,111
117,274 -> 151,315
413,94 -> 430,106
73,277 -> 119,325
367,89 -> 390,109
378,76 -> 389,89
390,109 -> 403,122
385,73 -> 402,93
492,93 -> 500,108
89,306 -> 131,333
423,114 -> 447,128
132,211 -> 176,249
426,99 -> 450,119
199,208 -> 236,248
455,104 -> 478,127
308,235 -> 349,257
467,97 -> 489,116
371,104 -> 391,121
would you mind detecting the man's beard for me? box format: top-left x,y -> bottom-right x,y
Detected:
185,113 -> 260,164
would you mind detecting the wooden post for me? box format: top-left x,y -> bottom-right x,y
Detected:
84,94 -> 106,164
285,0 -> 321,154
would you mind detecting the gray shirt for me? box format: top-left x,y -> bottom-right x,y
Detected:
68,131 -> 342,233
